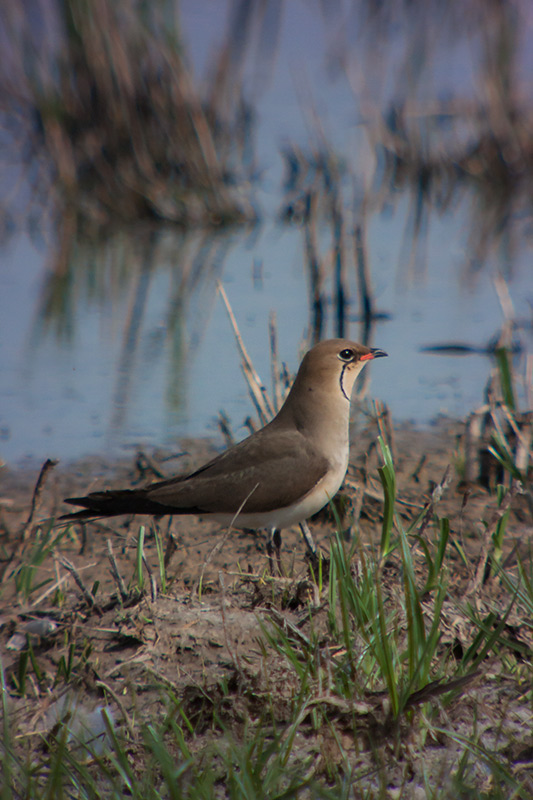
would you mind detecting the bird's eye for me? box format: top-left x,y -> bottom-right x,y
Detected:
338,348 -> 355,362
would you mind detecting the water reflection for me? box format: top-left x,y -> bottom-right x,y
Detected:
25,224 -> 238,453
330,0 -> 533,278
0,0 -> 532,463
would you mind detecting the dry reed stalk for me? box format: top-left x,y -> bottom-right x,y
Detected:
106,539 -> 129,601
57,555 -> 102,614
218,282 -> 275,424
21,459 -> 59,544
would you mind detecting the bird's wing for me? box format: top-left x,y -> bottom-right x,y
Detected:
145,427 -> 330,515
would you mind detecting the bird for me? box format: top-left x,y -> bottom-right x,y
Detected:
61,339 -> 387,569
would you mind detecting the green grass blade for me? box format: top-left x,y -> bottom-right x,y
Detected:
375,576 -> 399,716
378,436 -> 396,556
495,347 -> 516,411
136,526 -> 145,592
153,524 -> 167,594
0,663 -> 14,800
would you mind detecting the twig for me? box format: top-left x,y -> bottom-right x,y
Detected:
106,539 -> 129,601
33,558 -> 97,606
22,459 -> 59,541
410,454 -> 427,483
57,555 -> 102,615
217,283 -> 275,424
142,554 -> 157,602
34,571 -> 72,607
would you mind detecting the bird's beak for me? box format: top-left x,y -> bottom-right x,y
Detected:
360,348 -> 388,362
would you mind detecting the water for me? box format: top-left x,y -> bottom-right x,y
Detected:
1,1 -> 532,465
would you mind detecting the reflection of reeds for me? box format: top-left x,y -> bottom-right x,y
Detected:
281,142 -> 389,346
281,145 -> 342,342
336,0 -> 533,277
276,0 -> 533,287
2,0 -> 258,228
28,226 -> 235,443
364,100 -> 533,278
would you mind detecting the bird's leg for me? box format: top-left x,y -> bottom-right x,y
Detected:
273,528 -> 282,574
266,528 -> 275,575
299,521 -> 316,555
299,521 -> 319,571
266,528 -> 283,575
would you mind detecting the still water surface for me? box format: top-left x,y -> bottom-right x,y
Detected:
0,2 -> 532,465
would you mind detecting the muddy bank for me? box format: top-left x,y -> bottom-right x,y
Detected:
1,415 -> 532,795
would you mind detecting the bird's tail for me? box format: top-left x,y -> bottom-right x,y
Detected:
60,489 -> 168,521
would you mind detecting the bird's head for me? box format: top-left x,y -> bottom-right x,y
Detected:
297,339 -> 387,402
